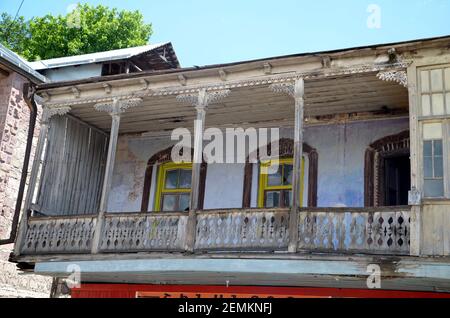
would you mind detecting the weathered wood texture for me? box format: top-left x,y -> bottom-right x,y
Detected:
421,203 -> 450,256
36,116 -> 108,216
298,208 -> 411,255
194,209 -> 290,251
21,216 -> 97,255
99,213 -> 188,252
20,207 -> 411,256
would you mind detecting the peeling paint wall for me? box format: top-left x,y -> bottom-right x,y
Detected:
107,118 -> 409,212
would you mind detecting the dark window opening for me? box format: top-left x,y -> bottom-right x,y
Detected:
383,155 -> 411,206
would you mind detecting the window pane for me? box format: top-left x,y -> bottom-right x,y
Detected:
430,69 -> 443,92
434,156 -> 443,178
179,194 -> 190,212
424,179 -> 444,197
165,170 -> 178,189
267,165 -> 282,186
432,93 -> 445,115
424,141 -> 432,156
422,95 -> 431,116
283,190 -> 292,208
420,70 -> 430,93
283,164 -> 293,185
162,194 -> 177,211
179,169 -> 192,189
434,140 -> 443,156
265,191 -> 280,208
424,156 -> 433,178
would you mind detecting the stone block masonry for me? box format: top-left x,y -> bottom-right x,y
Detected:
0,73 -> 51,298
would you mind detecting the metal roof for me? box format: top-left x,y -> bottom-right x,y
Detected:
29,42 -> 171,70
0,43 -> 48,83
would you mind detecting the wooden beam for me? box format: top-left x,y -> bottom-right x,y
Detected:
289,78 -> 305,253
91,99 -> 121,254
0,67 -> 10,78
185,89 -> 207,252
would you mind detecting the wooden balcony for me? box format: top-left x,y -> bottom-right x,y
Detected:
19,206 -> 411,257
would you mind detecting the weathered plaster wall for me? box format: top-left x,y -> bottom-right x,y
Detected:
305,118 -> 409,207
107,118 -> 409,212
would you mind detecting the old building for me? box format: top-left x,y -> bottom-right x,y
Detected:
0,42 -> 179,297
10,36 -> 450,298
0,44 -> 51,297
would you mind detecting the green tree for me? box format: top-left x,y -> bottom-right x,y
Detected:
0,4 -> 153,61
0,13 -> 29,55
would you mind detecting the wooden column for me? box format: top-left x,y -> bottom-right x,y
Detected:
91,98 -> 142,254
270,78 -> 305,253
176,89 -> 230,252
290,78 -> 305,253
407,65 -> 422,256
14,105 -> 71,256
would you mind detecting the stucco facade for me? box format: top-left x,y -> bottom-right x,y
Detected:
107,118 -> 409,212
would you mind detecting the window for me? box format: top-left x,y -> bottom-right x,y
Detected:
423,123 -> 444,198
154,162 -> 192,212
419,67 -> 450,117
258,158 -> 304,208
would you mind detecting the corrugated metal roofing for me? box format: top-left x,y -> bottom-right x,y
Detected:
0,43 -> 48,83
29,42 -> 170,70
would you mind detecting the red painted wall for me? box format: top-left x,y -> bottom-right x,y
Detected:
71,284 -> 450,298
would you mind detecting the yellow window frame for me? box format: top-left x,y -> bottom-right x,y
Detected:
258,157 -> 305,208
154,162 -> 192,212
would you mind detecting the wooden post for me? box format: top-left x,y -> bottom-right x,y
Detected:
270,78 -> 305,253
91,98 -> 142,254
289,78 -> 305,253
185,89 -> 207,252
14,106 -> 71,256
407,65 -> 422,256
176,89 -> 230,252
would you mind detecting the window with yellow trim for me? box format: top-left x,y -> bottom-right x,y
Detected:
154,162 -> 192,212
258,158 -> 305,208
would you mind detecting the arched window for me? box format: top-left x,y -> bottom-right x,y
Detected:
257,158 -> 305,208
364,130 -> 410,207
154,162 -> 192,212
242,138 -> 318,208
140,146 -> 207,212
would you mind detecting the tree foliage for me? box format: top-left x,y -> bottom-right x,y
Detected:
0,4 -> 153,61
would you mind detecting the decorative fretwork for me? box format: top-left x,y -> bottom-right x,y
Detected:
21,216 -> 96,255
94,98 -> 143,115
176,89 -> 230,107
99,214 -> 188,252
298,208 -> 410,254
42,106 -> 72,123
376,70 -> 408,88
195,210 -> 289,250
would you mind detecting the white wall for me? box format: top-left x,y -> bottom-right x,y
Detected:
42,64 -> 102,82
106,118 -> 409,212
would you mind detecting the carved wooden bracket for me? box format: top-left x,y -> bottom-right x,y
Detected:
269,78 -> 304,99
176,89 -> 231,108
94,97 -> 143,116
376,70 -> 408,88
42,106 -> 72,123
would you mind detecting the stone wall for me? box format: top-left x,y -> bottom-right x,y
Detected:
0,72 -> 51,298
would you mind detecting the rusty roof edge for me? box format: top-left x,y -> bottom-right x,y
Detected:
36,34 -> 450,91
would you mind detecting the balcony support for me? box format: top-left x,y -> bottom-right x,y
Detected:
14,105 -> 71,255
407,64 -> 422,256
176,89 -> 230,251
91,98 -> 142,254
270,78 -> 305,253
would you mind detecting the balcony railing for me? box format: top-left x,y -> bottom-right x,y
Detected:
20,206 -> 411,257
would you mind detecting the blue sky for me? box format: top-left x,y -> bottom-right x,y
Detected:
1,0 -> 450,66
